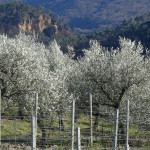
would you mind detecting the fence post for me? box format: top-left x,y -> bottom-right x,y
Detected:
14,110 -> 17,146
31,114 -> 36,150
113,109 -> 119,150
71,99 -> 75,150
90,93 -> 93,147
76,127 -> 81,150
0,89 -> 1,148
31,92 -> 38,150
125,100 -> 130,150
59,112 -> 62,146
35,93 -> 38,135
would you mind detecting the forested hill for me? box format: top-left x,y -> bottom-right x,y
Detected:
1,0 -> 150,33
0,2 -> 75,44
22,0 -> 150,33
74,12 -> 150,54
1,2 -> 150,58
93,12 -> 150,49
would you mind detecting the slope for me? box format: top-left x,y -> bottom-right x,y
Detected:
0,2 -> 75,45
26,0 -> 150,33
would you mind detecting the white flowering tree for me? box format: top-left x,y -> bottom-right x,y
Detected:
74,38 -> 148,109
69,38 -> 150,132
0,33 -> 73,144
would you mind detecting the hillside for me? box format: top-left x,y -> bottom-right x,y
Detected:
1,2 -> 150,58
25,0 -> 150,33
64,12 -> 150,58
0,2 -> 75,45
85,12 -> 150,50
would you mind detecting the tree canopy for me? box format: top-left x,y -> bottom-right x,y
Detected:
69,38 -> 149,110
0,33 -> 73,114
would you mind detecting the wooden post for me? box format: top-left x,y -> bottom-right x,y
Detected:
31,115 -> 36,150
0,89 -> 1,149
76,127 -> 81,150
59,112 -> 62,146
35,93 -> 38,135
90,93 -> 93,147
71,99 -> 75,150
125,100 -> 130,150
113,109 -> 119,150
14,110 -> 17,145
31,92 -> 38,150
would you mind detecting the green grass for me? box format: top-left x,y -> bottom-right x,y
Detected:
2,119 -> 31,136
1,113 -> 150,149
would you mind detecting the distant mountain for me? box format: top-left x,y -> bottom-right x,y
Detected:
70,12 -> 150,57
0,2 -> 75,45
1,0 -> 150,33
85,12 -> 150,49
15,0 -> 150,33
1,1 -> 150,58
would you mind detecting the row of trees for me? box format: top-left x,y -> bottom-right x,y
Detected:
70,38 -> 150,128
0,33 -> 75,142
71,39 -> 148,108
1,33 -> 150,143
0,32 -> 75,109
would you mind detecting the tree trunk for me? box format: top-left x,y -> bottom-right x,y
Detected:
58,112 -> 64,131
41,127 -> 49,146
119,121 -> 125,145
94,112 -> 99,130
37,118 -> 50,147
18,106 -> 24,120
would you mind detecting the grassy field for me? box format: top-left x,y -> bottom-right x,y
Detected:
1,113 -> 150,149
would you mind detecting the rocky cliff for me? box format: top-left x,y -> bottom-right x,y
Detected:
27,0 -> 150,33
0,2 -> 74,39
18,14 -> 59,34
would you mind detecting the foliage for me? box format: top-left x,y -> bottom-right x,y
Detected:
0,2 -> 39,23
66,12 -> 150,58
0,33 -> 73,114
2,1 -> 150,59
0,32 -> 76,144
24,0 -> 150,32
85,12 -> 150,50
69,38 -> 149,109
1,31 -> 150,148
0,1 -> 75,46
